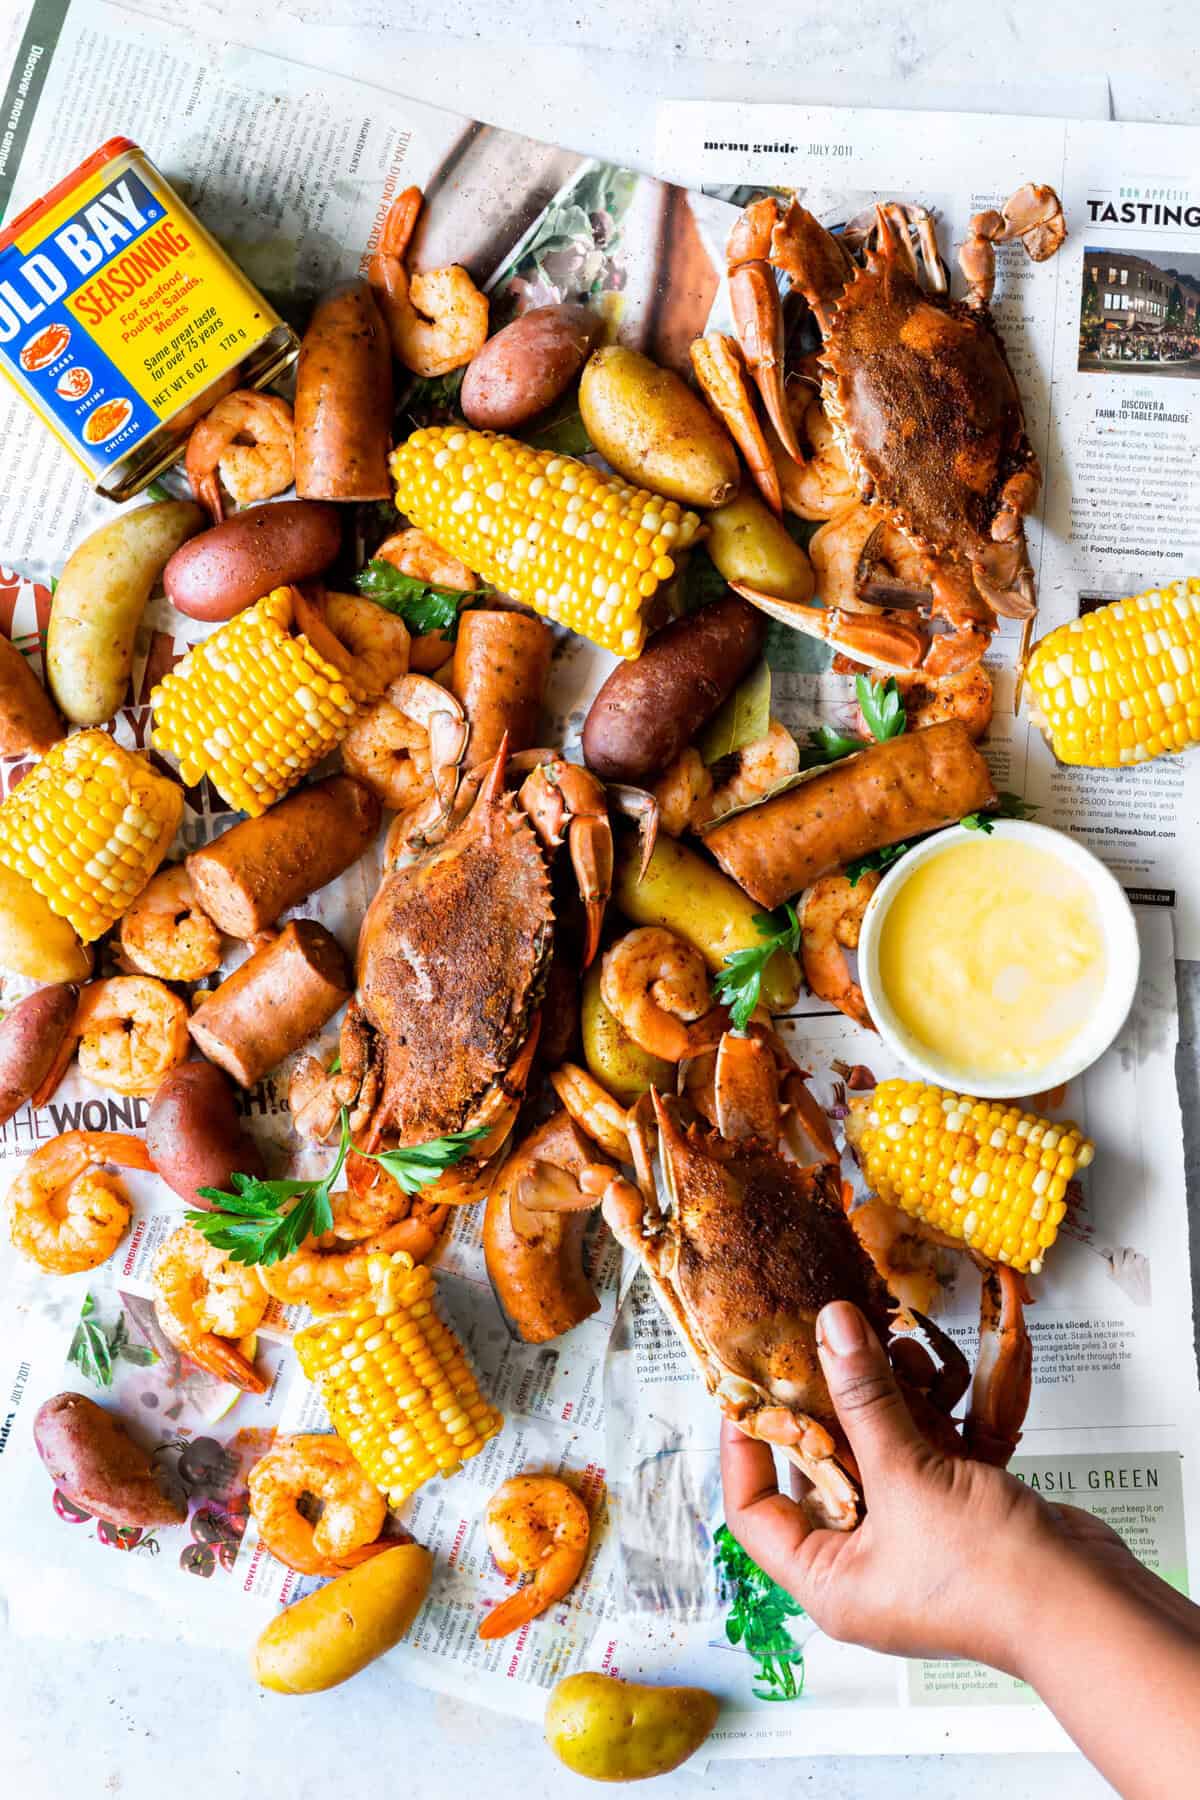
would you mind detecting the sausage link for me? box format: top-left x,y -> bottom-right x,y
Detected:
451,609 -> 553,767
188,921 -> 351,1088
704,720 -> 996,909
295,282 -> 393,501
187,776 -> 380,940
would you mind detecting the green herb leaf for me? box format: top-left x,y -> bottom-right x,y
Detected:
356,560 -> 483,640
845,839 -> 913,887
697,660 -> 772,766
805,723 -> 866,765
369,1126 -> 487,1194
714,1524 -> 806,1703
712,904 -> 802,1030
188,1118 -> 351,1267
961,790 -> 1038,834
855,674 -> 906,743
67,1294 -> 115,1389
404,366 -> 467,427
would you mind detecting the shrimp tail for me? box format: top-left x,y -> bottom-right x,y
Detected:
477,1583 -> 545,1640
188,1335 -> 268,1394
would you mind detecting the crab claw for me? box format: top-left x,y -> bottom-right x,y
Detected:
691,334 -> 783,514
731,582 -> 929,674
963,1266 -> 1033,1467
729,260 -> 804,466
518,757 -> 614,967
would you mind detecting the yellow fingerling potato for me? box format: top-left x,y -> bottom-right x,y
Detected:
613,833 -> 800,1013
579,346 -> 739,509
47,500 -> 204,725
0,864 -> 91,982
251,1543 -> 434,1694
545,1672 -> 719,1782
705,491 -> 814,604
581,963 -> 675,1106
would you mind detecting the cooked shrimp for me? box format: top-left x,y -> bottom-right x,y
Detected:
652,748 -> 713,837
8,1131 -> 151,1275
800,872 -> 880,1030
775,392 -> 858,521
152,1225 -> 268,1392
477,1474 -> 591,1639
376,527 -> 476,673
341,674 -> 468,813
185,389 -> 294,523
260,1203 -> 443,1310
119,866 -> 222,982
290,587 -> 411,699
247,1434 -> 387,1576
600,927 -> 724,1063
880,667 -> 994,742
73,976 -> 190,1097
702,719 -> 799,822
369,187 -> 488,378
550,1064 -> 629,1160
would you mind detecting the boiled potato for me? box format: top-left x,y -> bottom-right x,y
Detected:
252,1543 -> 434,1694
545,1672 -> 719,1782
579,347 -> 739,508
47,500 -> 203,724
34,1394 -> 185,1529
705,491 -> 814,603
613,834 -> 800,1014
581,963 -> 674,1106
0,863 -> 91,981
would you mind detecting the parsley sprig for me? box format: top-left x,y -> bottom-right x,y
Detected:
187,1112 -> 485,1268
962,790 -> 1038,833
714,1524 -> 806,1702
713,904 -> 803,1030
356,560 -> 493,640
806,674 -> 906,766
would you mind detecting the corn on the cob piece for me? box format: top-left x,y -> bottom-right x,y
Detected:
389,427 -> 703,658
1026,578 -> 1200,767
847,1078 -> 1094,1275
295,1251 -> 503,1506
150,588 -> 369,816
0,730 -> 182,942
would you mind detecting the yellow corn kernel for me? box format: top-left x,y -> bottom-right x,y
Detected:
294,1252 -> 502,1506
847,1078 -> 1095,1275
389,427 -> 703,658
150,587 -> 369,816
0,731 -> 182,941
1026,579 -> 1200,768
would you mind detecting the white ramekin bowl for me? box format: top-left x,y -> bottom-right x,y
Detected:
857,820 -> 1140,1099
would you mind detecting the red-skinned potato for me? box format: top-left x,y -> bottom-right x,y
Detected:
0,983 -> 78,1125
146,1061 -> 265,1207
34,1394 -> 186,1529
581,592 -> 766,783
461,304 -> 602,431
163,501 -> 342,622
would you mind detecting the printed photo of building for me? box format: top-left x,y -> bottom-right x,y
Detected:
1078,245 -> 1200,377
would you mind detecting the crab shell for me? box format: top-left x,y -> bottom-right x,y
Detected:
814,214 -> 1039,617
609,1100 -> 895,1528
356,758 -> 553,1144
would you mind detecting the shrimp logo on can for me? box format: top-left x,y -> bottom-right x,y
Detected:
56,366 -> 92,399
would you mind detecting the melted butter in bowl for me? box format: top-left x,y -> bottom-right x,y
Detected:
860,822 -> 1139,1097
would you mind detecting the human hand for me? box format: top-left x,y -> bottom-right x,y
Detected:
720,1299 -> 1143,1679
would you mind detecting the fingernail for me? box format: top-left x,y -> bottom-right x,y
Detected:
817,1301 -> 868,1356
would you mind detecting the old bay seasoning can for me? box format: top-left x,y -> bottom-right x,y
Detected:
0,137 -> 297,500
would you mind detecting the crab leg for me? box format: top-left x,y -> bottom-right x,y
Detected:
690,334 -> 783,513
730,582 -> 929,673
959,182 -> 1066,309
963,1266 -> 1033,1467
518,759 -> 613,967
727,261 -> 804,466
712,1032 -> 780,1141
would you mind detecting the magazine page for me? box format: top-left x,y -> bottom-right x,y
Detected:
654,99 -> 1200,957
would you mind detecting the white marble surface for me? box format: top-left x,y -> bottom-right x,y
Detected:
6,2 -> 1199,1795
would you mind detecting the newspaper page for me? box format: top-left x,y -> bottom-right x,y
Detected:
656,100 -> 1200,959
0,0 -> 733,1712
0,9 -> 1197,1762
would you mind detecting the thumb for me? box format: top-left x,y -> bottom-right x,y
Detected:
816,1300 -> 925,1484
